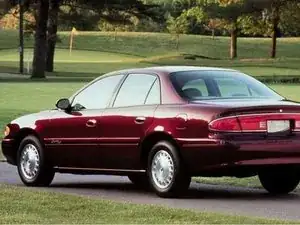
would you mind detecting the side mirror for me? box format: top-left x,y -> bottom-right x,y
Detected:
56,98 -> 70,110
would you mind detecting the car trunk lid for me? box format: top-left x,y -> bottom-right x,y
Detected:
192,99 -> 300,134
192,98 -> 300,116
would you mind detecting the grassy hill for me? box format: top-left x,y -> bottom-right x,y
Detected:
0,30 -> 300,79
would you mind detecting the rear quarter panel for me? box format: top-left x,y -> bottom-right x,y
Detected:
147,104 -> 229,172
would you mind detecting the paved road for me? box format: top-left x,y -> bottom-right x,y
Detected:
1,162 -> 300,221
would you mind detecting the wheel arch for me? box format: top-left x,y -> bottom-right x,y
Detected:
11,128 -> 43,164
139,131 -> 182,169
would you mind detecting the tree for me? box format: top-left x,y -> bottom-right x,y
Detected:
167,14 -> 189,49
238,0 -> 298,58
279,1 -> 300,37
205,0 -> 264,59
44,0 -> 159,72
269,0 -> 281,58
0,0 -> 10,17
266,0 -> 299,58
46,0 -> 59,72
31,0 -> 49,78
167,4 -> 206,45
7,0 -> 160,76
205,0 -> 244,59
184,5 -> 207,34
4,0 -> 48,78
158,0 -> 244,58
205,18 -> 223,39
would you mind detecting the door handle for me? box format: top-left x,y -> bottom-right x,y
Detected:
135,116 -> 146,124
86,119 -> 97,128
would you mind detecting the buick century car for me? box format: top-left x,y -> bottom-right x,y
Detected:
2,66 -> 300,197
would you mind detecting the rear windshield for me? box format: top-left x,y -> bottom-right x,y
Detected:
169,70 -> 283,101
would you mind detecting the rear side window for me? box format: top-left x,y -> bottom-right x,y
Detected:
113,74 -> 159,107
145,79 -> 161,105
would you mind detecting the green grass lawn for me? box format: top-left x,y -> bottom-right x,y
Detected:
0,184 -> 296,224
1,30 -> 300,77
195,177 -> 261,188
2,31 -> 300,59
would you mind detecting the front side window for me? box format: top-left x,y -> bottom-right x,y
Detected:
72,74 -> 123,110
113,74 -> 158,107
170,70 -> 283,101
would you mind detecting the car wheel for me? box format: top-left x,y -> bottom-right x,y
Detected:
258,168 -> 300,195
17,135 -> 55,187
147,140 -> 191,198
128,174 -> 149,188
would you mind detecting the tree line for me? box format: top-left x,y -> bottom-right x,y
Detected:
158,0 -> 300,59
1,0 -> 300,78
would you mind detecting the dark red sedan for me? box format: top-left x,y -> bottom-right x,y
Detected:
2,66 -> 300,197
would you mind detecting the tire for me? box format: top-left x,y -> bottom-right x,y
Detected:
128,173 -> 149,189
17,135 -> 55,187
147,140 -> 191,198
258,168 -> 300,195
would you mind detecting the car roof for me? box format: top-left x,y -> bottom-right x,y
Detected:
111,66 -> 237,75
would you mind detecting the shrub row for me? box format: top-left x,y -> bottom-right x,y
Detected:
256,76 -> 300,84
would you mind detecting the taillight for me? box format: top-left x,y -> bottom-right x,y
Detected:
209,117 -> 241,132
239,116 -> 267,132
295,121 -> 300,130
209,113 -> 300,133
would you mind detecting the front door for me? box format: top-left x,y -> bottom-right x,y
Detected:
44,109 -> 104,168
44,74 -> 125,168
100,73 -> 161,170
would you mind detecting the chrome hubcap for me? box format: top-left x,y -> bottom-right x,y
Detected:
20,144 -> 40,180
151,150 -> 174,189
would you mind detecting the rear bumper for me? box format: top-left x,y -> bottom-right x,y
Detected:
177,138 -> 300,172
1,139 -> 16,165
229,139 -> 300,165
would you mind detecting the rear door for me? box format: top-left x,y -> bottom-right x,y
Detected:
100,73 -> 161,170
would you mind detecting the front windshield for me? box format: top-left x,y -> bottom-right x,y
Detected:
169,70 -> 284,101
